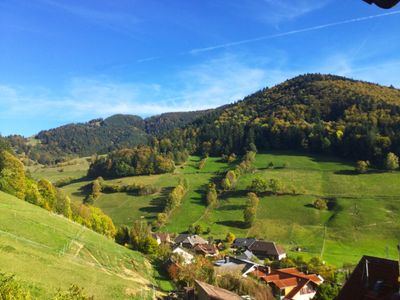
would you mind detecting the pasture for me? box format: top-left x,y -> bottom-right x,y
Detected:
0,191 -> 158,299
33,152 -> 400,266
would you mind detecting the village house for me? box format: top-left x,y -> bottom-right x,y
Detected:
253,267 -> 324,300
236,250 -> 256,261
194,243 -> 219,257
248,240 -> 286,261
171,246 -> 194,265
214,256 -> 260,278
174,234 -> 208,249
195,280 -> 242,300
232,238 -> 257,250
151,232 -> 172,245
337,256 -> 400,300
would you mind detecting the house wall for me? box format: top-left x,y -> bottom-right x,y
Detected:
292,292 -> 316,300
197,287 -> 210,300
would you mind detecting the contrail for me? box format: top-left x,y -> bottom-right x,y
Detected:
189,10 -> 400,54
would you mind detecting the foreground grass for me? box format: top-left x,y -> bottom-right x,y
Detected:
0,192 -> 157,299
35,152 -> 400,266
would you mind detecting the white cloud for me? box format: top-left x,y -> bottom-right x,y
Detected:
0,55 -> 276,128
254,0 -> 332,24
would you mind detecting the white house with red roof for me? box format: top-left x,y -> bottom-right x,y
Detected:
253,267 -> 324,300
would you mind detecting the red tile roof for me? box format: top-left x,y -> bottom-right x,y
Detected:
253,267 -> 323,299
194,243 -> 219,255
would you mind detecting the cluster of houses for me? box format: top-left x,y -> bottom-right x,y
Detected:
152,233 -> 325,300
154,232 -> 400,300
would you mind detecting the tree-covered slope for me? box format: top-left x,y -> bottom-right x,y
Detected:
0,191 -> 156,299
8,111 -> 211,164
171,74 -> 400,165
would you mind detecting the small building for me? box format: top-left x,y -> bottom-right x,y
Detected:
253,267 -> 324,300
151,232 -> 172,245
337,255 -> 400,300
195,280 -> 242,300
172,246 -> 194,265
174,234 -> 208,248
248,241 -> 286,261
232,238 -> 257,250
215,256 -> 260,278
237,250 -> 256,261
194,244 -> 219,257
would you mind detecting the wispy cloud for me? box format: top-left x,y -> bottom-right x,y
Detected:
260,0 -> 332,23
0,55 -> 274,135
189,10 -> 400,54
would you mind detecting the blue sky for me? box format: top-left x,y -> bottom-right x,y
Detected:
1,0 -> 400,136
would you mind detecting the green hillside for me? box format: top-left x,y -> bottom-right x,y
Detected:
45,152 -> 400,267
0,191 -> 157,299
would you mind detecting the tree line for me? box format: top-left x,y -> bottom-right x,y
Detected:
87,146 -> 179,178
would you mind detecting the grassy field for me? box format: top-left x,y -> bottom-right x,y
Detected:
27,157 -> 91,182
0,191 -> 158,299
32,152 -> 400,266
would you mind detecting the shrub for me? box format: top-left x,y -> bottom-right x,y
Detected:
384,152 -> 399,171
0,273 -> 31,300
356,160 -> 369,174
313,198 -> 328,210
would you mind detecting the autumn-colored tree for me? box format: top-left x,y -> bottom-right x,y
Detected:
206,183 -> 218,207
225,232 -> 236,244
247,192 -> 259,208
243,207 -> 256,228
385,152 -> 399,171
0,150 -> 26,200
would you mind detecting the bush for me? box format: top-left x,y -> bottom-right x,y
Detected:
0,273 -> 31,300
248,177 -> 269,194
225,232 -> 235,243
356,160 -> 369,174
384,152 -> 399,171
313,198 -> 328,210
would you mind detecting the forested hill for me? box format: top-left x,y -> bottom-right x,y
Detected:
8,74 -> 400,165
8,110 -> 211,164
168,74 -> 400,166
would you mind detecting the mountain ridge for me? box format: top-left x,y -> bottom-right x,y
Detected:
7,73 -> 400,165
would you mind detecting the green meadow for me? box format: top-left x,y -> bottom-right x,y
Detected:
32,152 -> 400,266
0,191 -> 158,299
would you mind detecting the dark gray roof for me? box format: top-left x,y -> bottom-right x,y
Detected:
232,238 -> 257,248
249,241 -> 286,256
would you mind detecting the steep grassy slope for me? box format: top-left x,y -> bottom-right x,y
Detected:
48,152 -> 400,267
0,191 -> 157,299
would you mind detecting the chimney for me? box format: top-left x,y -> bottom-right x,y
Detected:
265,265 -> 271,274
